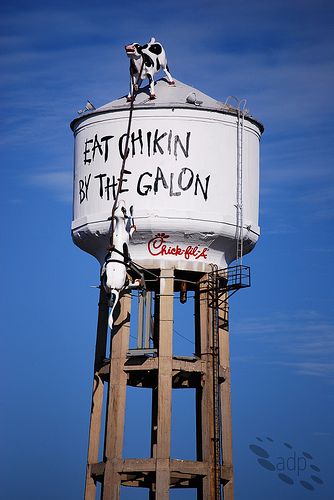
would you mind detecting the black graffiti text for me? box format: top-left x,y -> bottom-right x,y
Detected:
79,174 -> 92,203
94,170 -> 131,201
84,134 -> 114,165
83,129 -> 191,165
137,167 -> 210,201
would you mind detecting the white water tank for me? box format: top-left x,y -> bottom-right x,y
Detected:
71,79 -> 263,271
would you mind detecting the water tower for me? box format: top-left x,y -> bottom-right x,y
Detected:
71,72 -> 263,499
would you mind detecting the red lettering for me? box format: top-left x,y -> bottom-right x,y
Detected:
148,234 -> 208,261
196,248 -> 208,260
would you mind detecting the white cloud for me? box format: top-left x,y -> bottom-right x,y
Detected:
271,361 -> 334,378
265,223 -> 295,235
28,170 -> 72,202
234,310 -> 334,379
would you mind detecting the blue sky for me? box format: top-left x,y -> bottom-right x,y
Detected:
1,0 -> 334,499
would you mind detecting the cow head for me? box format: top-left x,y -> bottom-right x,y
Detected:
124,43 -> 143,59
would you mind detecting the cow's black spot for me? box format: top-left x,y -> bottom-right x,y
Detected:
143,53 -> 153,67
134,44 -> 142,54
156,58 -> 160,71
149,43 -> 162,55
142,44 -> 148,49
123,243 -> 129,262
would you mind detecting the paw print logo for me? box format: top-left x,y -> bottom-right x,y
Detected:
249,436 -> 324,491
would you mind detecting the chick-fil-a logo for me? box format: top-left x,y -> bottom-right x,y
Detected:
148,233 -> 208,260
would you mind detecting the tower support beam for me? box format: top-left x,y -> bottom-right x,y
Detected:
196,276 -> 216,499
218,294 -> 234,500
85,285 -> 109,500
102,292 -> 131,500
84,269 -> 234,499
155,268 -> 174,498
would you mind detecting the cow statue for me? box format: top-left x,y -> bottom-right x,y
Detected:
125,37 -> 175,101
101,201 -> 136,330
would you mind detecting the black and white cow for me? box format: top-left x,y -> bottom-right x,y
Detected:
125,37 -> 175,101
101,200 -> 136,329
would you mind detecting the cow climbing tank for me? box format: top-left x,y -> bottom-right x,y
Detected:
71,78 -> 263,271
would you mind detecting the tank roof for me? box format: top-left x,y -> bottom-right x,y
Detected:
71,78 -> 264,132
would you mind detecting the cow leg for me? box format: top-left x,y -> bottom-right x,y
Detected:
128,63 -> 140,101
134,78 -> 142,92
148,74 -> 156,99
162,64 -> 175,85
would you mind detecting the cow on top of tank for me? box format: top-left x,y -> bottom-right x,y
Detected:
125,37 -> 175,101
